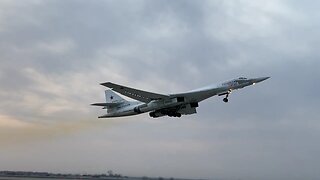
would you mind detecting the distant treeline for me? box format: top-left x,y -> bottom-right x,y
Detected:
0,170 -> 126,179
0,170 -> 201,180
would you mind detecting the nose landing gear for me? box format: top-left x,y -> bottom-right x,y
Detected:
219,90 -> 232,103
223,90 -> 232,103
223,93 -> 229,103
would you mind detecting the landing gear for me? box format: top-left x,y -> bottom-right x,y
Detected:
149,111 -> 182,118
149,112 -> 156,118
219,90 -> 232,103
223,92 -> 230,103
168,112 -> 181,118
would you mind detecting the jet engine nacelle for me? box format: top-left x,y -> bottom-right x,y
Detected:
134,101 -> 161,114
134,99 -> 184,115
133,104 -> 147,113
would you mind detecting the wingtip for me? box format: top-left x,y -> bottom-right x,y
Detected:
263,76 -> 271,81
100,82 -> 110,86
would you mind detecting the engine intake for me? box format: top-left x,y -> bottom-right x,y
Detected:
133,104 -> 147,114
134,107 -> 142,113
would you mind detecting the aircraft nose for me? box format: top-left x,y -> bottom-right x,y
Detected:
253,77 -> 270,83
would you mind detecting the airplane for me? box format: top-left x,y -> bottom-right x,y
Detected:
92,76 -> 269,118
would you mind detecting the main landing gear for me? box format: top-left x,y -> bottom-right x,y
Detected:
168,112 -> 182,118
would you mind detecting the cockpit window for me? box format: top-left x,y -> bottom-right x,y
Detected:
239,77 -> 247,80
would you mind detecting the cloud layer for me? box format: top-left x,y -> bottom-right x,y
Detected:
0,0 -> 320,179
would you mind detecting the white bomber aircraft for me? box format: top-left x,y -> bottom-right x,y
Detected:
92,77 -> 269,118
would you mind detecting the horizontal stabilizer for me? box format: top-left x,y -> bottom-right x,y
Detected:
91,103 -> 110,106
91,102 -> 121,108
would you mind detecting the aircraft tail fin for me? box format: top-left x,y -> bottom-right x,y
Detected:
105,89 -> 126,103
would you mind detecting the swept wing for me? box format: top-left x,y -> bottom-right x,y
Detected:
100,82 -> 169,103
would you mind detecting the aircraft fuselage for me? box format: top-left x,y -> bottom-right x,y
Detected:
93,77 -> 270,118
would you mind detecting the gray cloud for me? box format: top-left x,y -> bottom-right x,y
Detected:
0,0 -> 320,179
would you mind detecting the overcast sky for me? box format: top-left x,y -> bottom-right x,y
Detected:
0,0 -> 320,179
